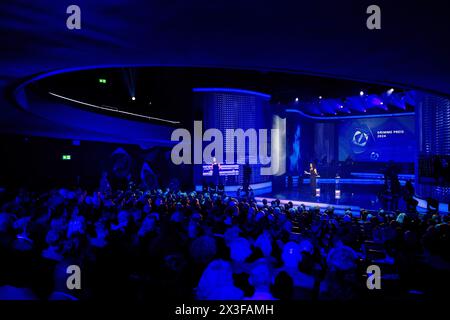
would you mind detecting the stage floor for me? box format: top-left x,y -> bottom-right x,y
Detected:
256,184 -> 410,214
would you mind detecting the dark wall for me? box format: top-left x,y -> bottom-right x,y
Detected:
0,135 -> 192,193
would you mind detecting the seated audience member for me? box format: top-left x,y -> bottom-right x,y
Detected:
228,237 -> 251,266
0,285 -> 38,300
254,231 -> 275,263
190,234 -> 217,265
42,230 -> 64,261
245,259 -> 277,300
319,245 -> 359,300
271,271 -> 294,300
277,241 -> 315,296
0,170 -> 448,301
89,220 -> 110,248
196,259 -> 244,300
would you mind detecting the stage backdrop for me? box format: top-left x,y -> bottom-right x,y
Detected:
338,115 -> 415,163
193,88 -> 272,191
286,112 -> 315,176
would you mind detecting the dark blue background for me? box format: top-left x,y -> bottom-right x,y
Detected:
339,115 -> 415,162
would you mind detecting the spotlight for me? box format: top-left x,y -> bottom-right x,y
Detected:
387,88 -> 394,95
360,91 -> 364,96
380,101 -> 384,105
340,105 -> 344,109
363,109 -> 367,112
131,96 -> 136,101
295,97 -> 299,102
319,96 -> 322,99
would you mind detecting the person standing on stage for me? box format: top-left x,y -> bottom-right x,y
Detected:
305,162 -> 319,197
243,161 -> 252,192
212,157 -> 221,187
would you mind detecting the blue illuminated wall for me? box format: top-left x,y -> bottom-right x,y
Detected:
193,88 -> 272,187
416,93 -> 450,202
338,115 -> 416,163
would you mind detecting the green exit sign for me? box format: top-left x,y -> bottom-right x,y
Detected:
98,78 -> 107,84
62,155 -> 71,160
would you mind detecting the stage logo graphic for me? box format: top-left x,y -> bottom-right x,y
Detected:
352,130 -> 369,147
170,117 -> 286,176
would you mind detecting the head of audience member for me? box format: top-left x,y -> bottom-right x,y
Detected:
196,259 -> 244,300
229,237 -> 251,263
247,259 -> 276,300
281,242 -> 301,268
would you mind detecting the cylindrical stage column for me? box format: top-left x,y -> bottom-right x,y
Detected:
415,92 -> 450,203
192,88 -> 273,195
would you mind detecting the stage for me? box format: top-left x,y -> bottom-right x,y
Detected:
255,178 -> 410,215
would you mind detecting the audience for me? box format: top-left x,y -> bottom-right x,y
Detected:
0,178 -> 449,301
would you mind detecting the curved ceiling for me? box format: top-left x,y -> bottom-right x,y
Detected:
1,0 -> 449,140
21,66 -> 413,123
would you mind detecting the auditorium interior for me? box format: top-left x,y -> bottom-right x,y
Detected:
1,1 -> 450,303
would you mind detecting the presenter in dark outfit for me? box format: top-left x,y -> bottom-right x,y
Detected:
243,161 -> 252,192
304,162 -> 319,197
212,157 -> 220,187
